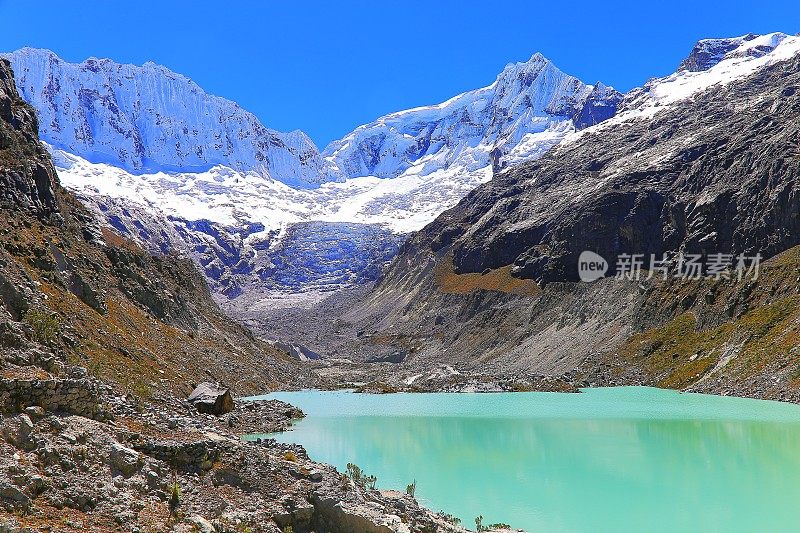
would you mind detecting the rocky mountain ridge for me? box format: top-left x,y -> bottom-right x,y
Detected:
0,58 -> 58,217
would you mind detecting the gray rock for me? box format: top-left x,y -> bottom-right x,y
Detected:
187,382 -> 234,415
186,515 -> 215,533
1,414 -> 34,450
109,442 -> 140,477
0,483 -> 30,508
24,406 -> 45,420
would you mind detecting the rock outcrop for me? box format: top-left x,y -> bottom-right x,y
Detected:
0,58 -> 58,216
187,382 -> 235,415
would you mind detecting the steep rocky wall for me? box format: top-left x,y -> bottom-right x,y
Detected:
0,58 -> 58,216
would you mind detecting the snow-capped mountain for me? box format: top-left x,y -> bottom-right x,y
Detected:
324,52 -> 621,179
677,33 -> 783,72
3,48 -> 339,188
6,34 -> 796,302
3,47 -> 625,301
613,32 -> 799,123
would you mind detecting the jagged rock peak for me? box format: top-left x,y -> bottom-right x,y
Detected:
678,32 -> 789,72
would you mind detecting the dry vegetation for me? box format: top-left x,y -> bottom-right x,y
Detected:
434,259 -> 540,296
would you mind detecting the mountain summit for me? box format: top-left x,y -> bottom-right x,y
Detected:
678,32 -> 789,72
2,48 -> 340,187
323,52 -> 622,179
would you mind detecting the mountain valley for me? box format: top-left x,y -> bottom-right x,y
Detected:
2,26 -> 800,532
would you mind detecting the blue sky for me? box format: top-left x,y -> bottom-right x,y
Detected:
0,0 -> 796,148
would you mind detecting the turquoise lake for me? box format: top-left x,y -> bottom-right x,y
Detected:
245,387 -> 800,532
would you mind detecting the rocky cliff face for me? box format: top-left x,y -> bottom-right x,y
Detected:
406,33 -> 800,285
0,58 -> 58,216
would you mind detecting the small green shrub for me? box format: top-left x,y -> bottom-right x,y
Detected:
475,515 -> 511,531
168,480 -> 181,515
406,479 -> 416,497
346,462 -> 377,490
24,308 -> 61,345
438,511 -> 461,525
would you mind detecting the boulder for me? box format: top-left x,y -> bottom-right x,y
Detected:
187,382 -> 234,415
0,484 -> 30,508
109,442 -> 140,477
186,515 -> 215,533
0,414 -> 34,450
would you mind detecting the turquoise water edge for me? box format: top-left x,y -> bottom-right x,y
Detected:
244,387 -> 800,532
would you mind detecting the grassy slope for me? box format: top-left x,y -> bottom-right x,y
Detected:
434,257 -> 541,296
607,246 -> 800,397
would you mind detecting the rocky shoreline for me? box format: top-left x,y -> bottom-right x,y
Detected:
1,372 -> 516,533
8,351 -> 798,532
6,350 -> 800,533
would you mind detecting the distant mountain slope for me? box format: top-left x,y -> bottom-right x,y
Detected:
291,33 -> 800,398
3,48 -> 339,187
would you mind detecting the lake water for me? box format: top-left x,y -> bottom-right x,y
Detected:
244,387 -> 800,532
